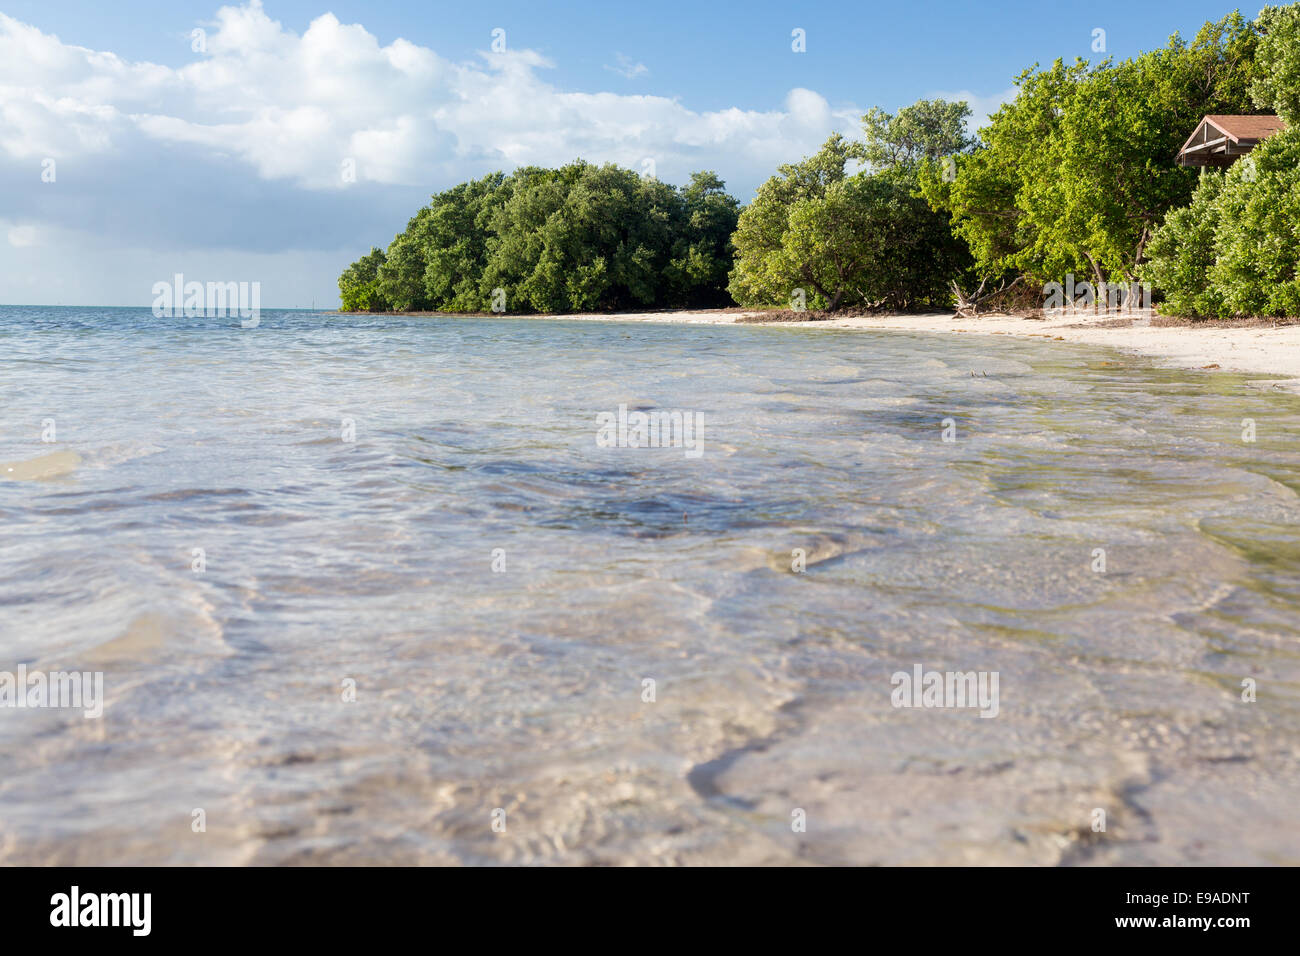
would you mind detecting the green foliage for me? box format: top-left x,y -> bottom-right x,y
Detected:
1144,126 -> 1300,316
1142,170 -> 1227,316
861,99 -> 975,171
337,164 -> 738,313
726,134 -> 858,308
920,61 -> 1087,286
729,116 -> 972,312
436,170 -> 525,312
337,246 -> 387,312
1212,127 -> 1300,314
1252,4 -> 1300,122
377,208 -> 435,312
921,12 -> 1262,287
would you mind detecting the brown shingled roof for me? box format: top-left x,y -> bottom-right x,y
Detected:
1202,115 -> 1288,142
1177,114 -> 1288,167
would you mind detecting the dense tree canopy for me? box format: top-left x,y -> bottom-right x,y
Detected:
1141,170 -> 1227,317
338,246 -> 387,312
728,104 -> 973,312
860,100 -> 976,171
919,12 -> 1263,289
338,163 -> 738,313
1143,4 -> 1300,317
1251,3 -> 1300,122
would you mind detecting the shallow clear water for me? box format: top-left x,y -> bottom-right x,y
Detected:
1,305 -> 1297,864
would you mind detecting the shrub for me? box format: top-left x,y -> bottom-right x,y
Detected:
1142,170 -> 1226,317
1144,126 -> 1300,317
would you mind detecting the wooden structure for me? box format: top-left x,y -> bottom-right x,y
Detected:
1177,115 -> 1287,167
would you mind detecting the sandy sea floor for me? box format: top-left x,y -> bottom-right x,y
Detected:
518,308 -> 1300,394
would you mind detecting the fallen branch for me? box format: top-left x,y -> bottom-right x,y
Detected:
951,275 -> 1025,318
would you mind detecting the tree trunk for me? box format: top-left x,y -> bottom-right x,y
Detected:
951,275 -> 1023,317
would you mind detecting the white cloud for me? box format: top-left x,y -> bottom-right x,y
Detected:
0,2 -> 860,192
929,86 -> 1020,130
604,54 -> 649,80
784,88 -> 833,129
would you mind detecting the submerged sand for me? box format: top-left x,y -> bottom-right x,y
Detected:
526,309 -> 1300,393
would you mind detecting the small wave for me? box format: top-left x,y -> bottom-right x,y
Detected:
79,442 -> 165,469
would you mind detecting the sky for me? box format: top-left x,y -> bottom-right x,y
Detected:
0,0 -> 1258,307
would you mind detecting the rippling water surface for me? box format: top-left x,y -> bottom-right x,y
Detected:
1,305 -> 1298,864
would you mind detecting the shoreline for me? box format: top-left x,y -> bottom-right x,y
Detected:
746,311 -> 1300,393
347,308 -> 1300,393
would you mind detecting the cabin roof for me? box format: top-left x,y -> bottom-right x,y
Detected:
1202,114 -> 1288,141
1178,115 -> 1288,167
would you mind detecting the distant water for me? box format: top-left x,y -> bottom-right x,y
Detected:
1,304 -> 1298,865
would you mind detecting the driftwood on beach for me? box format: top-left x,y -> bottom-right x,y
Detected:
951,276 -> 1024,318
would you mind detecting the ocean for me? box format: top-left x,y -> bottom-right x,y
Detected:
1,305 -> 1297,864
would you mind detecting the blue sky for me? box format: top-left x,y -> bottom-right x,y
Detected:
0,0 -> 1258,306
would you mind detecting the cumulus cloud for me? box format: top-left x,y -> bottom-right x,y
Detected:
0,1 -> 861,192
